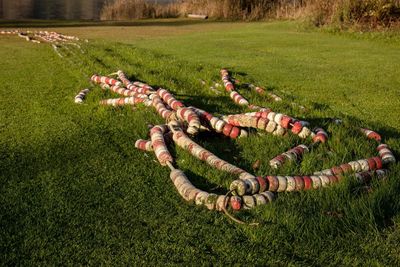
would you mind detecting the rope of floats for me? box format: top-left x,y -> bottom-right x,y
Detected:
74,69 -> 396,223
1,29 -> 82,57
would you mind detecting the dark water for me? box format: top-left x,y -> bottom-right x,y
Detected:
0,0 -> 107,20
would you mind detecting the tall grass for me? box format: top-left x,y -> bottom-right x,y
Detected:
100,0 -> 400,28
304,0 -> 400,28
178,0 -> 273,20
100,0 -> 180,20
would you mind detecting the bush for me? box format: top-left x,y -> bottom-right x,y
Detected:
305,0 -> 400,28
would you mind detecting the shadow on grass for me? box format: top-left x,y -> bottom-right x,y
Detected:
183,169 -> 226,195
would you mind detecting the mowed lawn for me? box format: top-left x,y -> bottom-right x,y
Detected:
0,20 -> 399,265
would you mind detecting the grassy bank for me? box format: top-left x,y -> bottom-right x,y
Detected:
0,20 -> 399,265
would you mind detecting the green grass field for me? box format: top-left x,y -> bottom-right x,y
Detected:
1,20 -> 399,265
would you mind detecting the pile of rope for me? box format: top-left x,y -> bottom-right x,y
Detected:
0,29 -> 81,57
75,69 -> 396,222
0,29 -> 79,43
